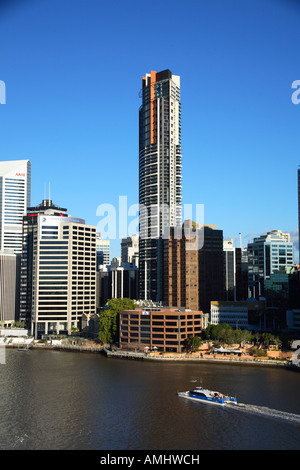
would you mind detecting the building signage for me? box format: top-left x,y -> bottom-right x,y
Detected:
41,216 -> 85,225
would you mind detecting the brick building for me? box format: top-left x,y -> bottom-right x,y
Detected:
119,306 -> 203,353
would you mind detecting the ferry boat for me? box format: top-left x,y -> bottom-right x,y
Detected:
178,386 -> 237,406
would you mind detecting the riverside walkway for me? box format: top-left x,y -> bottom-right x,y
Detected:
103,348 -> 290,367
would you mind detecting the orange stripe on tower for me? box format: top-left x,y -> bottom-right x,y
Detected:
150,70 -> 156,144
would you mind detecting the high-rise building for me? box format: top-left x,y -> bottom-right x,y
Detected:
97,258 -> 139,308
223,240 -> 247,301
163,222 -> 224,312
0,160 -> 31,254
248,230 -> 294,299
223,240 -> 236,301
20,199 -> 96,338
121,234 -> 139,267
96,232 -> 110,268
139,69 -> 182,302
0,250 -> 20,323
163,224 -> 199,311
198,225 -> 224,312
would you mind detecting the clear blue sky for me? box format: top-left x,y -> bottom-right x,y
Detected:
0,0 -> 300,259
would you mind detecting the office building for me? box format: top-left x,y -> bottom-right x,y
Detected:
223,240 -> 248,301
20,199 -> 96,338
163,224 -> 199,310
0,250 -> 20,323
96,232 -> 110,268
97,258 -> 138,307
223,240 -> 237,301
236,246 -> 249,300
121,234 -> 139,267
198,225 -> 224,312
286,309 -> 300,331
139,69 -> 182,302
119,306 -> 203,352
210,301 -> 249,329
248,230 -> 294,298
163,222 -> 224,312
0,160 -> 31,254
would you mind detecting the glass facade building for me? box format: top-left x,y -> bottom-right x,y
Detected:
248,230 -> 294,298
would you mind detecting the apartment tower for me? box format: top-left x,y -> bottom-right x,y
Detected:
139,69 -> 182,301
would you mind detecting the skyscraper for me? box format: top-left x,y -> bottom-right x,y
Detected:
139,69 -> 182,301
20,199 -> 96,338
0,160 -> 31,254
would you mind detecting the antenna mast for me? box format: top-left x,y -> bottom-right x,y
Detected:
239,233 -> 243,249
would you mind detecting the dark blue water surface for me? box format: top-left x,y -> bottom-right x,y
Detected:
0,349 -> 299,450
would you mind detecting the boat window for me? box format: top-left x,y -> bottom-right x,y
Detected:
190,391 -> 206,398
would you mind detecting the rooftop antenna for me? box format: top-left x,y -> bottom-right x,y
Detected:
44,183 -> 46,200
239,233 -> 243,249
49,182 -> 51,203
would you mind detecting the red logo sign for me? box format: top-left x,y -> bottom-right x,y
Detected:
15,172 -> 25,177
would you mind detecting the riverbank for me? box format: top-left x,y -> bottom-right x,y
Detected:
103,347 -> 298,369
3,341 -> 299,370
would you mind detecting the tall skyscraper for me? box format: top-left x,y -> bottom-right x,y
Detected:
139,69 -> 182,301
0,160 -> 31,254
20,199 -> 96,338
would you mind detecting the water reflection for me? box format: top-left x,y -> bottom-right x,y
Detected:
0,349 -> 299,450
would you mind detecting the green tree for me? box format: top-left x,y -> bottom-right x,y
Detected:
98,298 -> 136,346
185,335 -> 202,352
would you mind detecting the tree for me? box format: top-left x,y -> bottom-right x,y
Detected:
99,298 -> 136,346
185,335 -> 202,352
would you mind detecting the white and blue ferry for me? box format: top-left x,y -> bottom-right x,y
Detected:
178,386 -> 237,406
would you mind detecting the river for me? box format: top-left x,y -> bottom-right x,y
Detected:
0,348 -> 299,451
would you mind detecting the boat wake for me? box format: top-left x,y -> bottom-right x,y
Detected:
226,402 -> 300,425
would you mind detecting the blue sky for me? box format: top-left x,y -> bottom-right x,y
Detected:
0,0 -> 300,259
